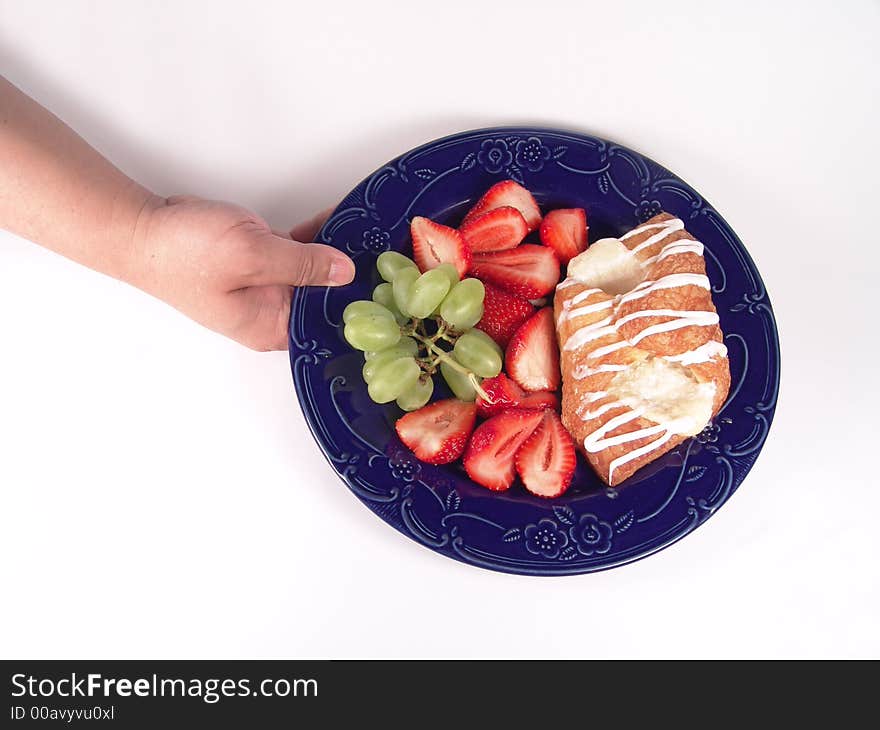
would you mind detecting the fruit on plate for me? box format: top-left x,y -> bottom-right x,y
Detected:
539,208 -> 588,264
463,409 -> 545,491
469,244 -> 560,299
474,282 -> 535,347
411,216 -> 470,278
459,206 -> 528,253
461,180 -> 542,233
505,308 -> 560,392
395,398 -> 477,464
515,410 -> 576,498
475,373 -> 559,418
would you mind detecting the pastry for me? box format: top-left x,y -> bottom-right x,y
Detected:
553,212 -> 730,486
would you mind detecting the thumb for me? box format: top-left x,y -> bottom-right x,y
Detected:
248,233 -> 355,287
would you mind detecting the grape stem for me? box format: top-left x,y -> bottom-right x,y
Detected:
401,315 -> 493,402
424,341 -> 492,402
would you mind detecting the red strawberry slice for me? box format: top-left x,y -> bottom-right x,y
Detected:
459,206 -> 528,253
469,244 -> 560,299
539,208 -> 588,264
515,410 -> 576,498
475,282 -> 534,347
463,409 -> 545,491
395,398 -> 477,465
505,308 -> 560,392
411,216 -> 471,278
476,373 -> 559,418
462,180 -> 542,232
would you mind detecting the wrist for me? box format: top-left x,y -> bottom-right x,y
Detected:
107,181 -> 165,290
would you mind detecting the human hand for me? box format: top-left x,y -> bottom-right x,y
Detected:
130,195 -> 355,351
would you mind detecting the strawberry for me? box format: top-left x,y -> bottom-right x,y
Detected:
475,282 -> 534,347
476,373 -> 559,418
515,410 -> 576,498
463,409 -> 545,491
411,216 -> 471,278
469,244 -> 560,299
395,399 -> 477,465
505,308 -> 560,392
459,206 -> 528,254
539,208 -> 588,264
462,180 -> 542,232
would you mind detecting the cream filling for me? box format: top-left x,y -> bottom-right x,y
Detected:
608,357 -> 715,437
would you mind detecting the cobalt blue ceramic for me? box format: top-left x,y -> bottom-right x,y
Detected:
289,127 -> 779,576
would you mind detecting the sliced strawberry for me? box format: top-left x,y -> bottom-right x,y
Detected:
395,398 -> 477,465
476,373 -> 559,418
505,308 -> 560,392
459,206 -> 528,254
411,216 -> 471,278
463,409 -> 544,491
475,282 -> 534,347
539,208 -> 588,264
469,244 -> 560,299
515,410 -> 576,498
462,180 -> 542,232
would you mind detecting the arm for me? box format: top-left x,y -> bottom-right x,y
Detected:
0,76 -> 354,350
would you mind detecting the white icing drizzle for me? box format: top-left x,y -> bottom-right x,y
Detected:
626,218 -> 685,254
628,310 -> 719,345
618,273 -> 709,306
562,316 -> 615,351
556,277 -> 580,290
663,340 -> 727,365
566,299 -> 613,320
573,363 -> 628,380
642,240 -> 704,268
607,431 -> 674,484
571,287 -> 603,304
589,340 -> 629,359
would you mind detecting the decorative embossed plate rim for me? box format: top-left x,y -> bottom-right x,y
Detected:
288,127 -> 779,576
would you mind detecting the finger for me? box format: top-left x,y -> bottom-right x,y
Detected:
289,206 -> 334,243
248,232 -> 355,287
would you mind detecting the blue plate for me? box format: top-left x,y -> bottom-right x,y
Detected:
289,127 -> 779,576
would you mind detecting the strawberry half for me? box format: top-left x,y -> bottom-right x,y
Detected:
462,180 -> 542,233
459,206 -> 528,254
475,282 -> 534,347
476,373 -> 559,418
515,410 -> 576,498
411,216 -> 471,278
505,308 -> 560,392
463,409 -> 545,491
469,244 -> 560,299
395,398 -> 477,465
539,208 -> 588,264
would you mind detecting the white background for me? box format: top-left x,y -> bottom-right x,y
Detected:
1,0 -> 877,659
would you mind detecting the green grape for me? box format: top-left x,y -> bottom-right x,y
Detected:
343,299 -> 395,324
372,282 -> 407,323
364,336 -> 419,361
440,360 -> 479,401
440,278 -> 485,330
434,263 -> 460,291
396,375 -> 434,411
377,251 -> 417,282
453,331 -> 503,378
368,357 -> 420,403
362,349 -> 410,383
343,315 -> 401,352
408,269 -> 452,319
392,267 -> 420,317
463,326 -> 503,359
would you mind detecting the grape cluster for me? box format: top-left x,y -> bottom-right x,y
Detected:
343,251 -> 502,410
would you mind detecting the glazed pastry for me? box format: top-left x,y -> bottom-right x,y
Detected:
554,212 -> 730,486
